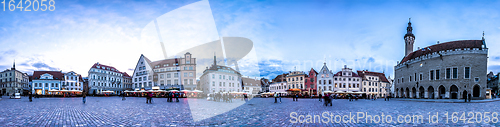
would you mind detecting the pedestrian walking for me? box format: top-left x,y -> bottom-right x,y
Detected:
28,92 -> 32,102
122,92 -> 126,101
274,92 -> 278,103
279,93 -> 282,103
175,92 -> 180,102
244,94 -> 248,102
82,92 -> 86,104
319,94 -> 322,102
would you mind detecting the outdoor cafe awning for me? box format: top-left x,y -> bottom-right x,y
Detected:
286,88 -> 302,91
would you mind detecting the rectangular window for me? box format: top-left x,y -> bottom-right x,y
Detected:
167,80 -> 171,85
430,70 -> 434,80
184,73 -> 187,77
435,70 -> 440,80
184,79 -> 188,85
464,67 -> 470,79
446,68 -> 451,79
167,74 -> 171,78
414,73 -> 417,81
419,74 -> 422,80
453,68 -> 458,79
409,76 -> 412,82
174,73 -> 178,78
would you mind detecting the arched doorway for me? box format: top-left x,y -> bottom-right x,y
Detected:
450,85 -> 458,99
438,85 -> 446,99
400,88 -> 404,98
419,86 -> 425,99
396,88 -> 399,98
462,90 -> 468,99
405,87 -> 410,98
428,86 -> 435,99
412,87 -> 417,98
473,85 -> 480,97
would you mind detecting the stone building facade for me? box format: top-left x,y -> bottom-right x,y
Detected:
394,20 -> 488,99
0,62 -> 29,95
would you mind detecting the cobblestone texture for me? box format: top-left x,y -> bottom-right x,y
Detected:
1,96 -> 499,126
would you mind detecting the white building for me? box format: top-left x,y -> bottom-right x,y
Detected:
357,70 -> 390,98
62,71 -> 83,91
88,63 -> 124,95
32,71 -> 64,95
0,62 -> 29,95
317,63 -> 334,95
132,52 -> 196,91
269,82 -> 287,93
333,65 -> 362,93
199,55 -> 241,94
242,77 -> 262,95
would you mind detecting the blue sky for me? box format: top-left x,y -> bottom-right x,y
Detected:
1,0 -> 500,80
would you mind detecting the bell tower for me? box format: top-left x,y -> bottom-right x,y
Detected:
404,18 -> 415,57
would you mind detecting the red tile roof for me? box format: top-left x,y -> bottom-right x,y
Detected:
356,70 -> 389,83
122,72 -> 131,78
32,71 -> 64,80
400,40 -> 483,64
91,63 -> 122,73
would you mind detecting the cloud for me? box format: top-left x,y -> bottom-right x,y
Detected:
31,62 -> 59,71
258,59 -> 286,79
488,65 -> 500,73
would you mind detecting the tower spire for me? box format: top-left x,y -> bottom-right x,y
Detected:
12,60 -> 15,70
404,18 -> 415,57
213,52 -> 217,66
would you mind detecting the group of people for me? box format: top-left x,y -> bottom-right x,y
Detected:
166,92 -> 180,102
209,92 -> 234,103
273,93 -> 282,103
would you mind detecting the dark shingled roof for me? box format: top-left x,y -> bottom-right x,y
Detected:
356,70 -> 389,83
33,71 -> 64,80
400,40 -> 483,64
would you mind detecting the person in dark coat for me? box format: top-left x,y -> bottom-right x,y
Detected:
28,92 -> 32,102
175,92 -> 180,102
319,94 -> 322,102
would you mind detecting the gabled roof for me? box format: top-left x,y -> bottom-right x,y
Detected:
319,63 -> 330,74
356,70 -> 389,83
400,40 -> 483,64
33,71 -> 64,80
308,68 -> 318,75
150,59 -> 177,68
91,63 -> 122,73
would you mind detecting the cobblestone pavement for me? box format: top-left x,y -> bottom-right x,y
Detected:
1,96 -> 500,126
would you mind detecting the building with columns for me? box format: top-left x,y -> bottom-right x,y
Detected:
394,20 -> 488,99
0,62 -> 29,95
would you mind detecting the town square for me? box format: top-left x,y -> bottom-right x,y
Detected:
2,0 -> 500,126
